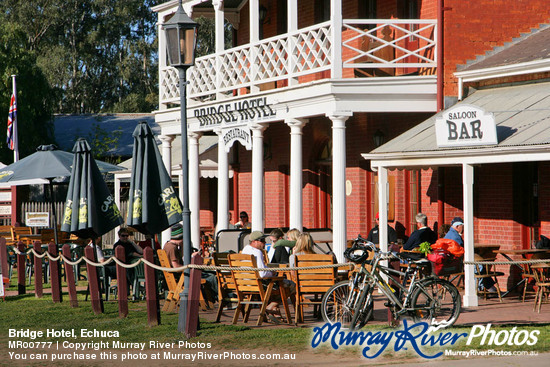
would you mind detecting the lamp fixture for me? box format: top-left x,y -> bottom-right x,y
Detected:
373,129 -> 385,147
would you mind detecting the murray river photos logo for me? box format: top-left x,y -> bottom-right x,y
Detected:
311,321 -> 540,359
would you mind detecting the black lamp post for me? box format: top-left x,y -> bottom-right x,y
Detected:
162,0 -> 198,334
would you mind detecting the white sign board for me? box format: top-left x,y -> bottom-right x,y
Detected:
0,205 -> 11,215
0,192 -> 11,202
435,104 -> 498,147
222,126 -> 252,152
25,212 -> 50,227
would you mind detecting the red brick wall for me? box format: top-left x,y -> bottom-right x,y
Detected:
443,0 -> 550,97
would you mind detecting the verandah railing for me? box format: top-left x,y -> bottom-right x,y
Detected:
159,19 -> 436,106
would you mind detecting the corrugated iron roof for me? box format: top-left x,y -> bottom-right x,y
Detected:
370,81 -> 550,155
460,24 -> 550,71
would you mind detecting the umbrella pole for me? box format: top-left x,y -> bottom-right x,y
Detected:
48,182 -> 59,246
48,181 -> 62,302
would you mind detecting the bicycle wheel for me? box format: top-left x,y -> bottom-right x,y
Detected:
350,284 -> 374,330
410,278 -> 461,328
321,281 -> 355,328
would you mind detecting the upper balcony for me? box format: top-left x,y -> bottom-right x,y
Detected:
158,17 -> 437,110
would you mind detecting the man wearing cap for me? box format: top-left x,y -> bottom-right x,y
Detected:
445,217 -> 496,292
242,231 -> 275,278
367,213 -> 398,245
444,217 -> 464,246
164,224 -> 184,268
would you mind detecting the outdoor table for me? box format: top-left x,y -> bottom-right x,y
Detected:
474,244 -> 501,259
492,249 -> 550,297
19,234 -> 42,245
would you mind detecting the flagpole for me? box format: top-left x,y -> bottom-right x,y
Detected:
11,75 -> 19,162
12,75 -> 19,162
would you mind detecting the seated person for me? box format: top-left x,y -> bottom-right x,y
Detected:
164,224 -> 183,269
366,212 -> 397,245
113,228 -> 143,262
444,217 -> 464,246
242,231 -> 274,278
289,233 -> 316,268
269,228 -> 290,264
235,211 -> 252,229
403,213 -> 437,251
113,228 -> 143,286
243,231 -> 295,320
445,217 -> 496,292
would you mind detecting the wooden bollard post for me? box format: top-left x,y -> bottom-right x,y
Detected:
144,247 -> 160,326
33,242 -> 43,298
115,246 -> 128,318
186,253 -> 203,338
0,238 -> 7,284
62,245 -> 78,307
17,242 -> 26,295
49,242 -> 62,303
85,246 -> 102,314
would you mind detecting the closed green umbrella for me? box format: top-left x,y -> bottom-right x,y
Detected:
60,139 -> 123,238
126,121 -> 182,237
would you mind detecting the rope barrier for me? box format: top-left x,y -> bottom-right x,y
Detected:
12,246 -> 354,273
10,246 -> 549,273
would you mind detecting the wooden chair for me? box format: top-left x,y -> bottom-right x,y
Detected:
532,263 -> 550,313
521,252 -> 550,302
11,227 -> 32,244
157,249 -> 209,312
213,252 -> 238,322
228,253 -> 290,326
474,253 -> 504,302
294,254 -> 336,324
157,249 -> 185,312
0,226 -> 15,246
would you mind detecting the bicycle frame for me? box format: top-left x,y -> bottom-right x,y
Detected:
351,245 -> 437,318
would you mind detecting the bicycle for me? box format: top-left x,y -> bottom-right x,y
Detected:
321,236 -> 461,330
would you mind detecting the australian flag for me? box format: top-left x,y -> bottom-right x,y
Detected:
6,93 -> 16,150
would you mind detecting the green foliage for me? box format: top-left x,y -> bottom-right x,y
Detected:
195,16 -> 234,58
0,20 -> 55,163
418,241 -> 432,255
0,0 -> 161,114
85,123 -> 123,163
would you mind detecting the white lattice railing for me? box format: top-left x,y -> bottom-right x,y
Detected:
342,19 -> 437,70
159,19 -> 436,106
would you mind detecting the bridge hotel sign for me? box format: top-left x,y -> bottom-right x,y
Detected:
192,96 -> 277,152
435,104 -> 498,147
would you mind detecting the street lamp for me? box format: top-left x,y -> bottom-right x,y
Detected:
162,0 -> 198,334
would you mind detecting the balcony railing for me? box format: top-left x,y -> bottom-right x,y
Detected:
159,19 -> 437,108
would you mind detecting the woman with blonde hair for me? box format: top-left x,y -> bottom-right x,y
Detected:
270,228 -> 301,264
289,233 -> 315,267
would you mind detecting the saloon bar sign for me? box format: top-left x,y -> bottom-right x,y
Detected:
435,104 -> 497,147
193,96 -> 276,129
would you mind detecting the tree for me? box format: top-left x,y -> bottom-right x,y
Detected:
0,20 -> 55,163
0,0 -> 160,114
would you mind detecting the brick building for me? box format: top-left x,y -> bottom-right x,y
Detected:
151,0 -> 550,306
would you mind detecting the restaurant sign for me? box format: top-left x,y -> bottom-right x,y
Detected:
435,104 -> 497,147
26,212 -> 50,227
222,126 -> 252,152
193,96 -> 276,130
